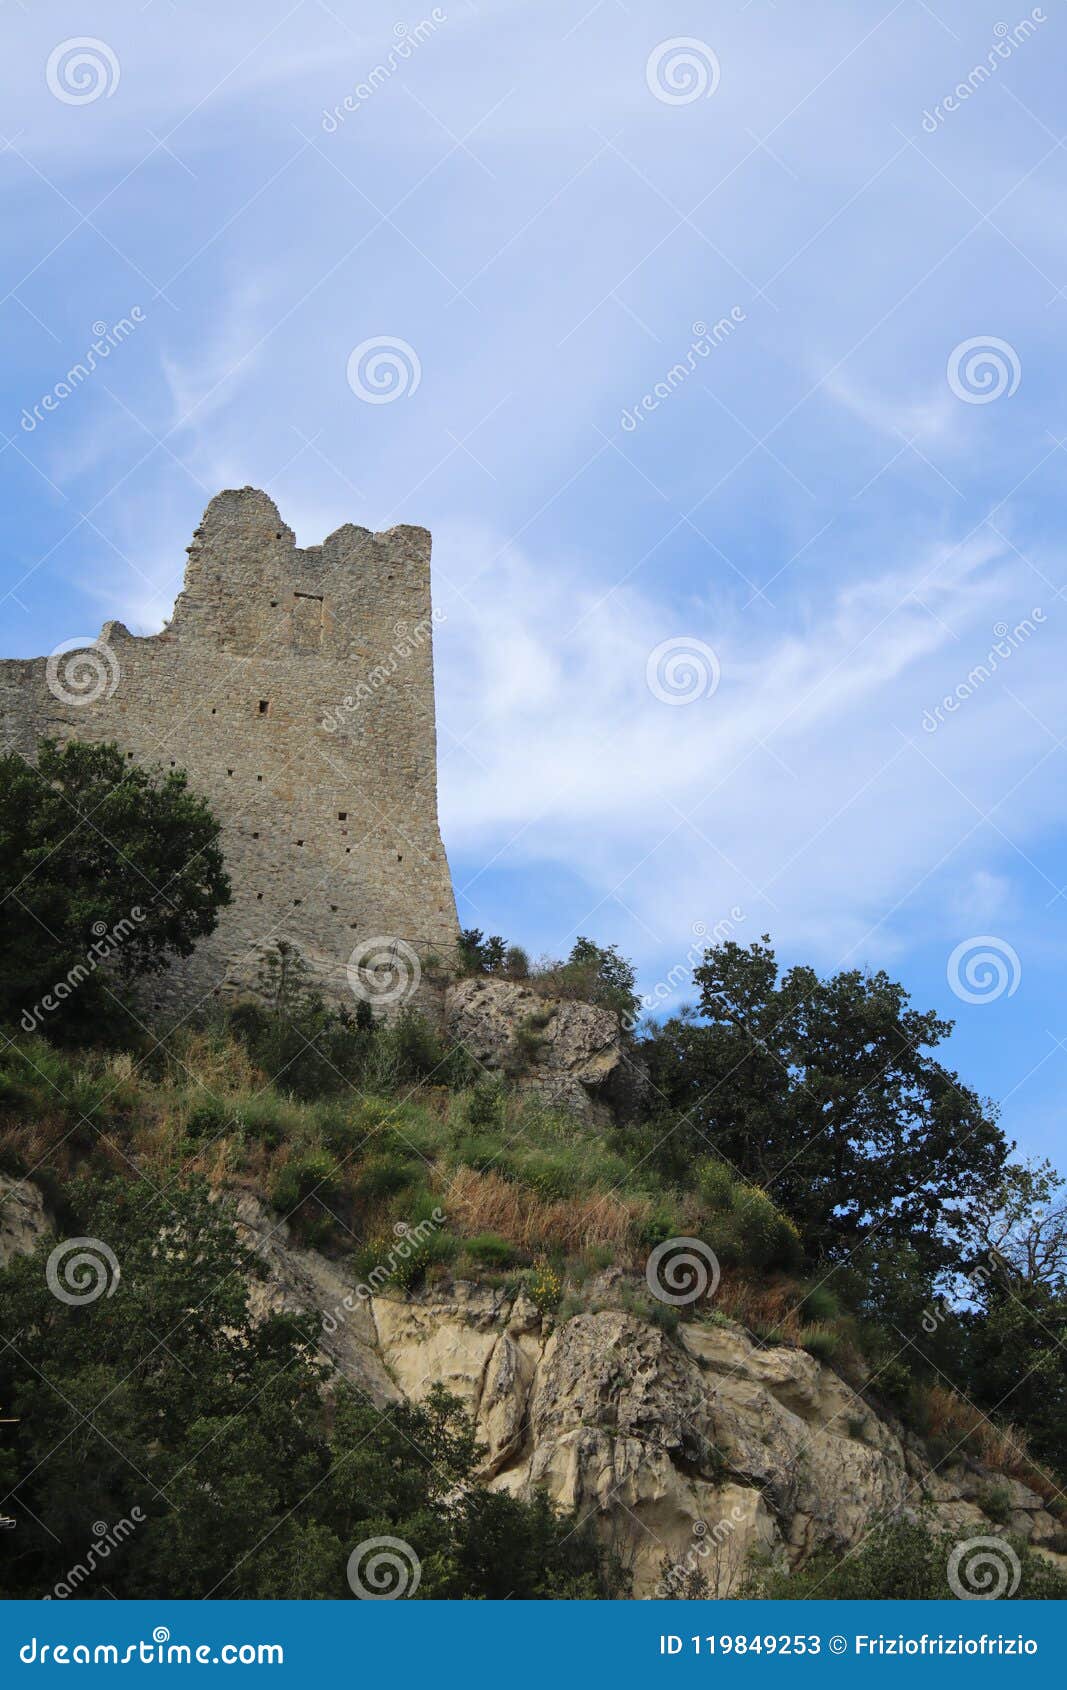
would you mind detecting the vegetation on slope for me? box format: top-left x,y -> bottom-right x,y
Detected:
0,1178 -> 620,1599
1,742 -> 1066,1597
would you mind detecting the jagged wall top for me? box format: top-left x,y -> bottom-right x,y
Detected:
161,486 -> 434,659
0,486 -> 459,1018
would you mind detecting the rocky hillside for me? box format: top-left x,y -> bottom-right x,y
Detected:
243,1197 -> 1065,1598
444,976 -> 647,1122
7,1173 -> 1055,1601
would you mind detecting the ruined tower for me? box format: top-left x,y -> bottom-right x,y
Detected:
0,488 -> 460,1020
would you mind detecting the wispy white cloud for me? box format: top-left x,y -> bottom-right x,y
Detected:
823,368 -> 959,446
434,516 -> 1059,967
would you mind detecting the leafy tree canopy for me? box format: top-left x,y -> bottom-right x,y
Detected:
0,740 -> 230,1038
642,936 -> 1007,1275
0,1176 -> 622,1599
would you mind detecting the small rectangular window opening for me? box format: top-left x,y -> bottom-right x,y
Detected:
258,700 -> 270,715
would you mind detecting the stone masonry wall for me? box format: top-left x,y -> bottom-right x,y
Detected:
0,487 -> 460,1026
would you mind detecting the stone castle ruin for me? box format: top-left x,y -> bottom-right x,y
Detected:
0,487 -> 460,1020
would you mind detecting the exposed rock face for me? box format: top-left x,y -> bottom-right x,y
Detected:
3,1177 -> 1061,1598
231,1191 -> 398,1407
226,1191 -> 1065,1597
445,977 -> 646,1120
0,1175 -> 50,1269
368,1286 -> 1063,1598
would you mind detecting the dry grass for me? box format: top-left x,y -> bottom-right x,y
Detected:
442,1164 -> 650,1254
161,1028 -> 262,1098
924,1383 -> 1062,1508
714,1274 -> 806,1343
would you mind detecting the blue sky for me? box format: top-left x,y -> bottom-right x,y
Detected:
1,0 -> 1065,1167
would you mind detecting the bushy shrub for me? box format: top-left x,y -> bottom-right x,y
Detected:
697,1158 -> 735,1210
464,1233 -> 518,1269
745,1514 -> 1066,1600
519,1148 -> 586,1201
799,1323 -> 841,1362
647,1300 -> 680,1338
465,1078 -> 506,1132
529,937 -> 638,1025
269,1149 -> 340,1217
458,929 -> 509,973
226,957 -> 375,1100
979,1483 -> 1013,1526
799,1282 -> 841,1323
319,1108 -> 366,1158
638,1205 -> 684,1249
526,1259 -> 562,1309
361,1011 -> 478,1092
353,1226 -> 458,1294
450,1134 -> 518,1181
695,1160 -> 802,1275
239,1095 -> 303,1149
352,1153 -> 423,1203
185,1101 -> 234,1142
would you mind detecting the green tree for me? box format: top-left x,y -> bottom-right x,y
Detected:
562,936 -> 639,1023
458,929 -> 508,974
0,1176 -> 623,1599
642,937 -> 1006,1275
962,1286 -> 1067,1475
962,1159 -> 1067,1297
745,1513 -> 1065,1599
951,1160 -> 1067,1472
0,740 -> 230,1037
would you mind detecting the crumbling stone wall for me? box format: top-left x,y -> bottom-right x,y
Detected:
0,487 -> 459,1024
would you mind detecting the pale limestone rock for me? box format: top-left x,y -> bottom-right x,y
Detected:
372,1284 -> 544,1477
9,1173 -> 1059,1598
366,1289 -> 1062,1597
445,976 -> 646,1118
232,1190 -> 397,1407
